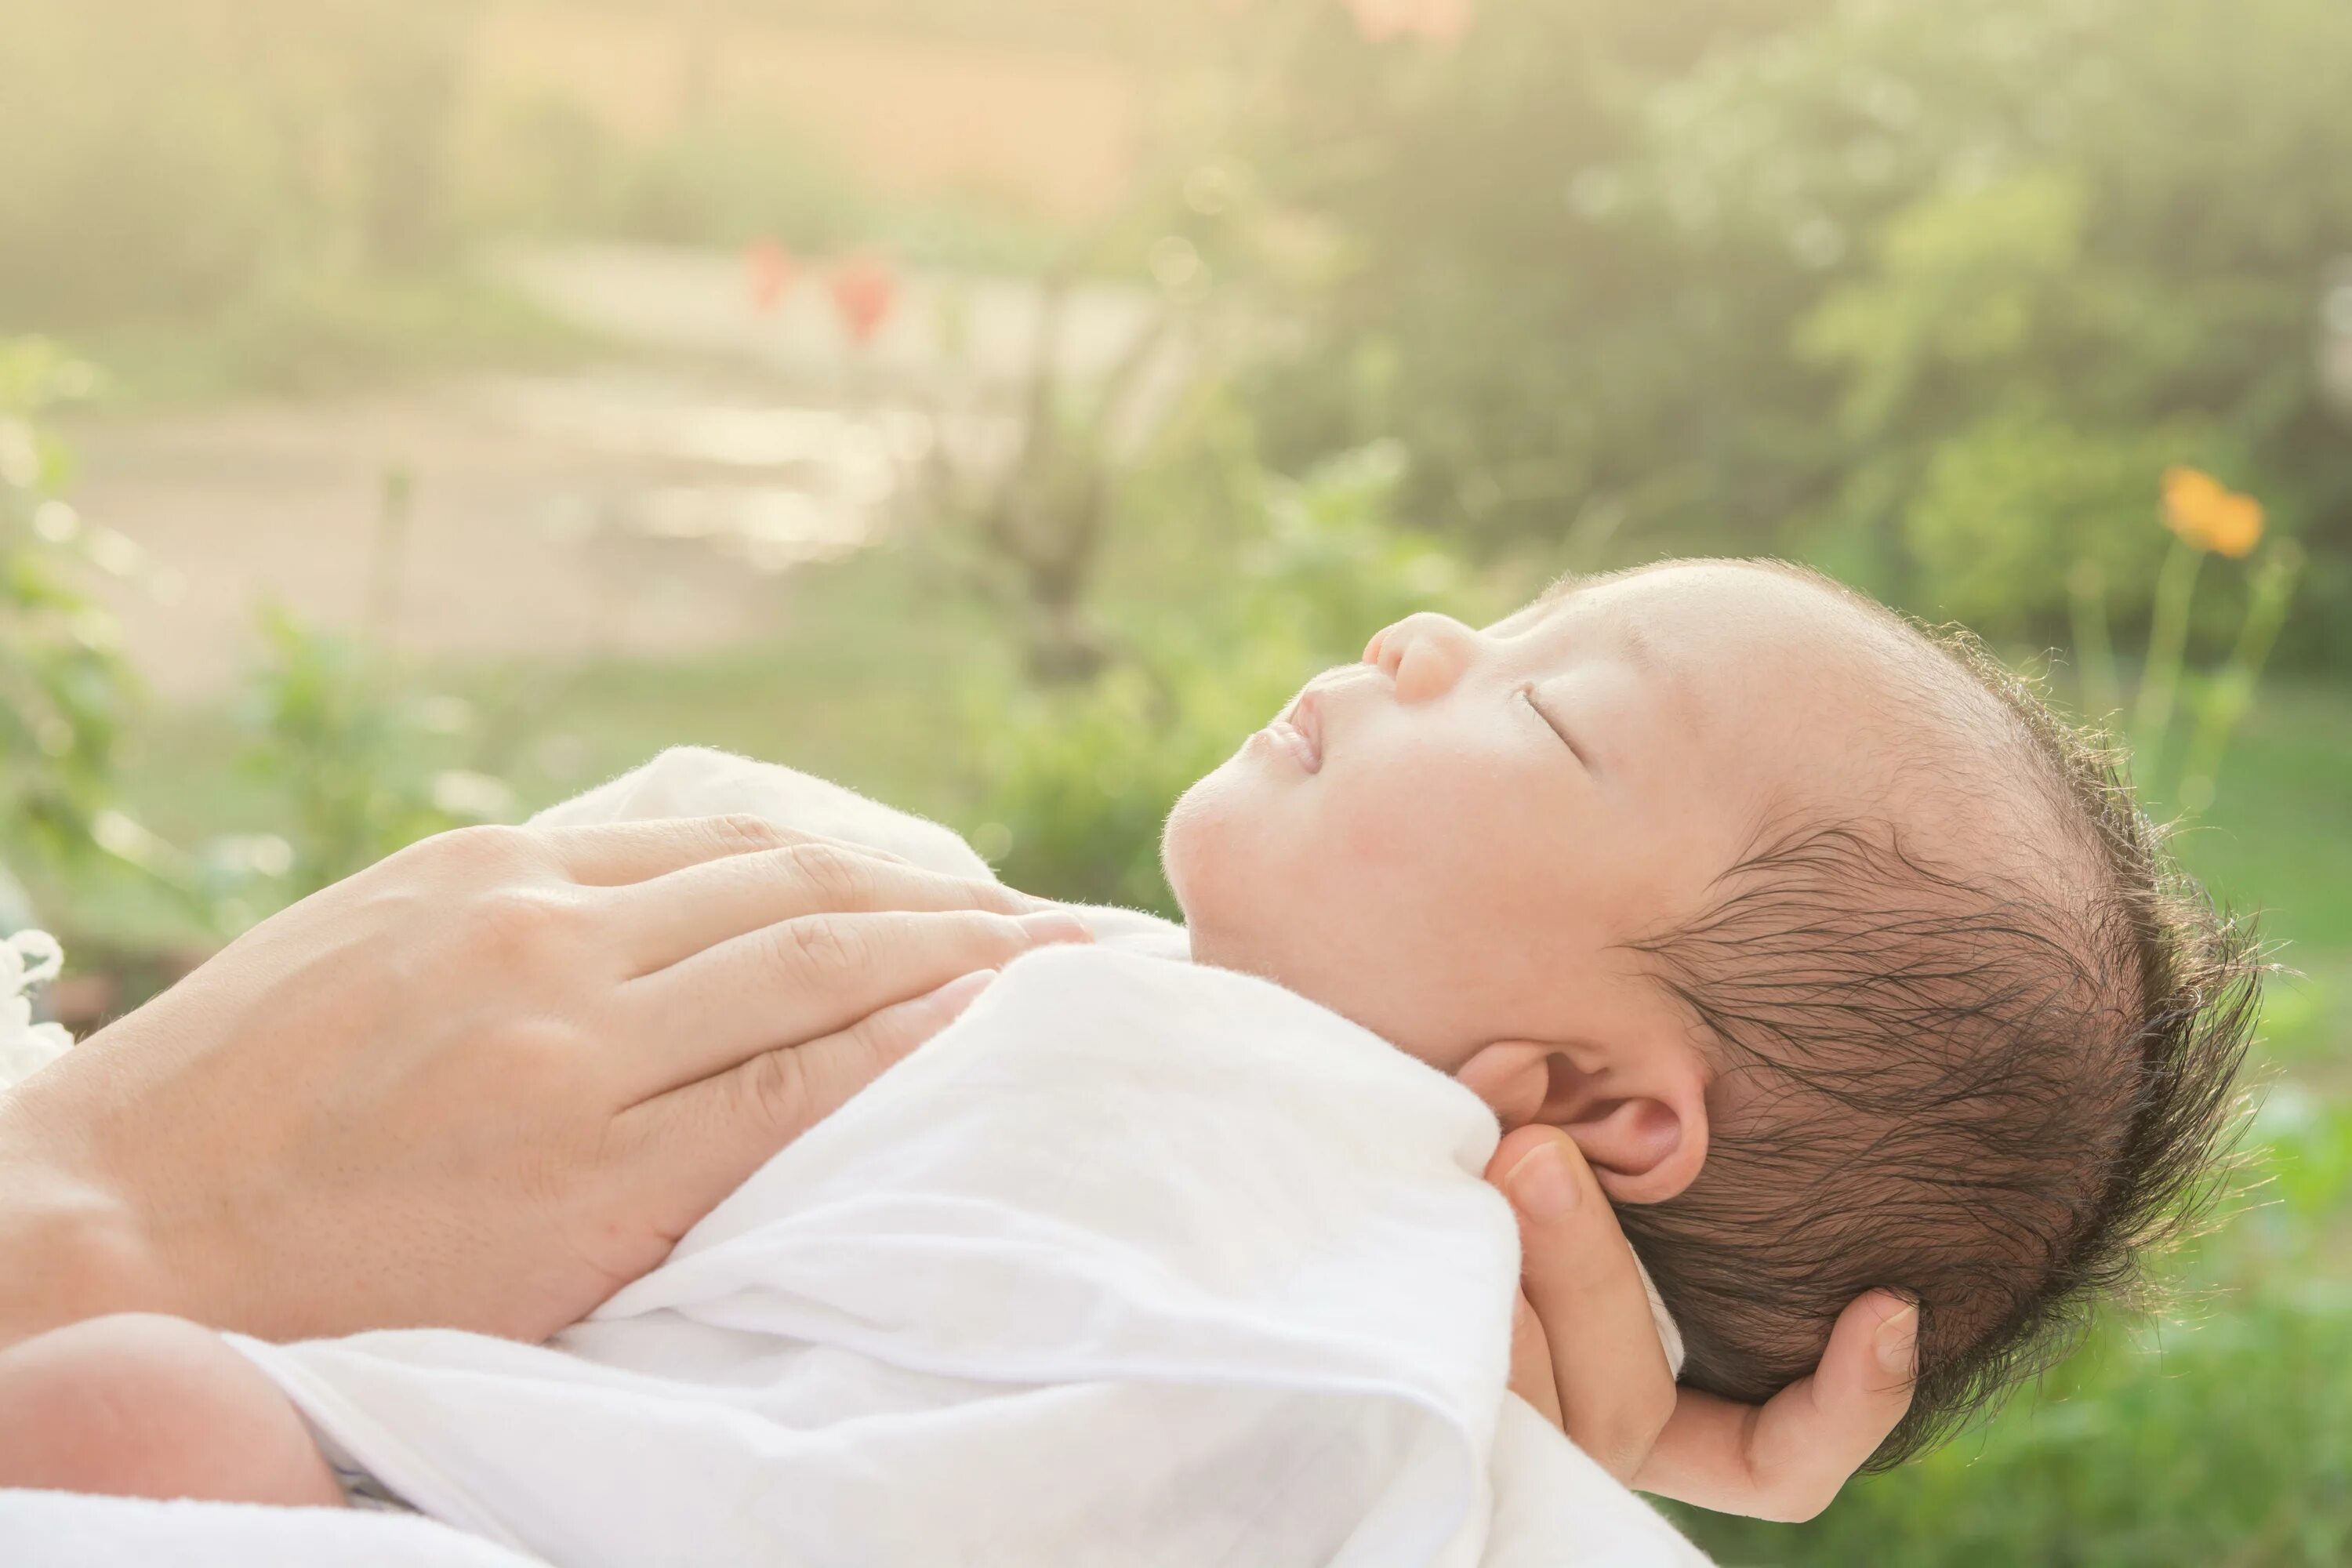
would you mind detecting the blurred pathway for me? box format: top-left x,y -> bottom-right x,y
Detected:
65,371 -> 904,698
61,245 -> 1164,700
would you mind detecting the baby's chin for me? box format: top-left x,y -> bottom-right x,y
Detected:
1160,781 -> 1434,1058
1160,768 -> 1282,960
1159,771 -> 1226,938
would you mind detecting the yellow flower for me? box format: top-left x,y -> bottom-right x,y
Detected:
2162,466 -> 2264,558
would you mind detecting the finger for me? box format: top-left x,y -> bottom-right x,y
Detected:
1637,1290 -> 1917,1521
1490,1124 -> 1677,1484
1507,1291 -> 1564,1428
615,967 -> 1000,1248
535,816 -> 879,887
619,908 -> 1092,1099
618,842 -> 1044,975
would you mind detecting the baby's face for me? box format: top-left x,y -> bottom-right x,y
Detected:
1163,561 -> 1923,1078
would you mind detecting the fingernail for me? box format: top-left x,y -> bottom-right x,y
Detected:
933,968 -> 997,1019
1018,910 -> 1094,945
1504,1142 -> 1578,1222
1875,1303 -> 1918,1377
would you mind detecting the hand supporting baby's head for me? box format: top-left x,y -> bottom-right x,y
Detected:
1163,557 -> 2257,1468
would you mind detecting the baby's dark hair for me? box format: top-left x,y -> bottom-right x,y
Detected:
1615,574 -> 2260,1469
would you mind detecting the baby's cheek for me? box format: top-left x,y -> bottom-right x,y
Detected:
1327,782 -> 1427,877
1321,791 -> 1485,944
1333,794 -> 1392,863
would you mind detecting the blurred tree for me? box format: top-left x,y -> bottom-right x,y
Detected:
1238,0 -> 1835,555
1236,0 -> 2352,662
343,2 -> 476,270
1671,0 -> 2352,655
0,0 -> 478,328
236,608 -> 511,896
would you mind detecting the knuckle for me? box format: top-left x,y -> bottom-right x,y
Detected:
915,912 -> 1020,971
738,1046 -> 811,1133
964,878 -> 1029,916
773,913 -> 872,979
783,841 -> 873,908
706,814 -> 787,855
967,910 -> 1033,956
405,821 -> 537,880
466,885 -> 585,965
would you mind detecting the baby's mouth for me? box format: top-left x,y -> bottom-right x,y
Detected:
1269,689 -> 1324,773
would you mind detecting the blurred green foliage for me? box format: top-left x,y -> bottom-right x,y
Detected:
234,608 -> 510,899
0,359 -> 506,929
0,341 -> 134,874
1240,0 -> 2352,662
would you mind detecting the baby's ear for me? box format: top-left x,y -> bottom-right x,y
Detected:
1549,1088 -> 1708,1206
1455,1042 -> 1560,1131
1458,1040 -> 1709,1206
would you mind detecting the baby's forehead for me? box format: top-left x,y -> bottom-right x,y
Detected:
1499,560 -> 1922,699
1508,561 -> 2036,844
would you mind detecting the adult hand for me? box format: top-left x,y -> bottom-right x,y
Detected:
0,818 -> 1090,1351
1487,1124 -> 1917,1523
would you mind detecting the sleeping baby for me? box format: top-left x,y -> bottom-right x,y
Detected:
0,558 -> 2256,1562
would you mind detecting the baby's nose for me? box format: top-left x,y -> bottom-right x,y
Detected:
1370,612 -> 1477,702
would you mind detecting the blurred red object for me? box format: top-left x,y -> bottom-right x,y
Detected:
828,252 -> 898,346
746,238 -> 794,314
1346,0 -> 1473,44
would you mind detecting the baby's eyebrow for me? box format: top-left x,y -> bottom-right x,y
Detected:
1486,571 -> 1588,637
1617,619 -> 1661,676
1517,574 -> 1663,673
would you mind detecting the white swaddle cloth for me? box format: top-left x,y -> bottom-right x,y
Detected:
230,936 -> 1701,1566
